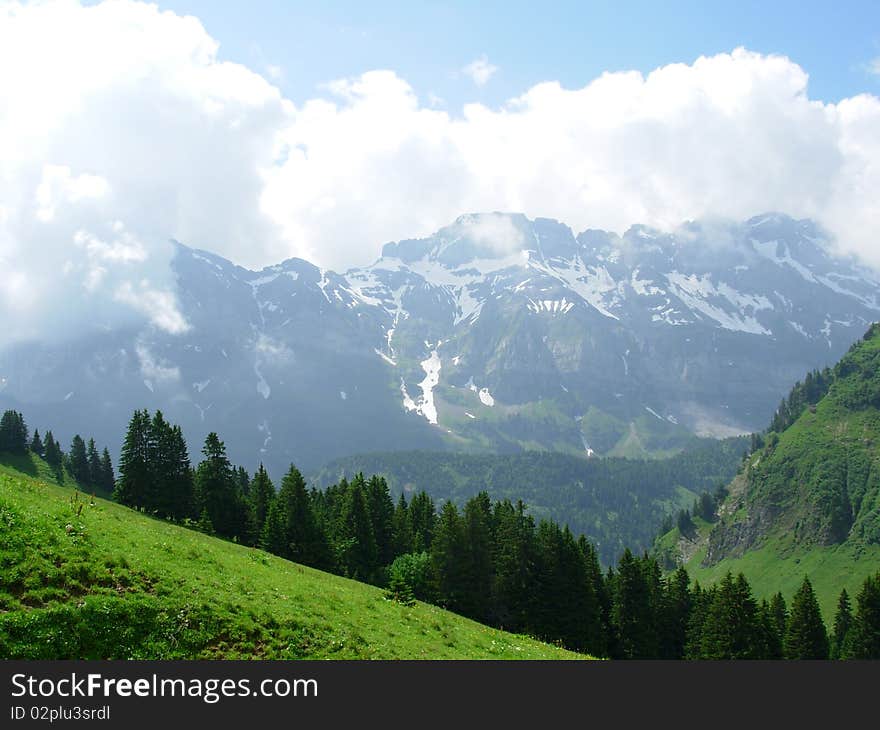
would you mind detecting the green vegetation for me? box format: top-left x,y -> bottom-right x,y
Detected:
0,460 -> 582,660
653,323 -> 880,624
313,437 -> 747,565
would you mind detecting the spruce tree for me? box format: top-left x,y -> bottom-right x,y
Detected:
248,464 -> 275,546
610,549 -> 656,659
699,573 -> 765,659
68,435 -> 89,485
86,438 -> 101,489
337,477 -> 378,581
491,499 -> 536,634
848,573 -> 880,659
194,432 -> 242,540
784,576 -> 829,659
115,410 -> 151,508
99,448 -> 115,494
260,498 -> 287,555
392,493 -> 414,556
431,500 -> 466,612
366,475 -> 396,567
277,464 -> 327,567
831,589 -> 852,660
0,410 -> 28,454
43,431 -> 63,477
30,429 -> 44,458
458,493 -> 493,622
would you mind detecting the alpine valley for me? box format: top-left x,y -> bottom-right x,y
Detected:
1,211 -> 878,476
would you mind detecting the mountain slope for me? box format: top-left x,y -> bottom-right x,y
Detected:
1,212 -> 877,474
313,436 -> 748,565
655,324 -> 880,618
0,456 -> 583,659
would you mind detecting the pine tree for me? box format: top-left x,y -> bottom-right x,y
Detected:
68,435 -> 89,485
30,429 -> 44,458
784,576 -> 829,659
831,589 -> 852,660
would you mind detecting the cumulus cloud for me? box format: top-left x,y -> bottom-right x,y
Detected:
0,0 -> 290,346
462,55 -> 498,86
2,1 -> 880,351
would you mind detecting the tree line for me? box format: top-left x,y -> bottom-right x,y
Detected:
0,409 -> 114,493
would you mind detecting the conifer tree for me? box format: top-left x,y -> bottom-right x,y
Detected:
86,438 -> 101,489
366,475 -> 396,567
68,435 -> 89,485
30,429 -> 44,458
194,432 -> 242,540
831,588 -> 852,660
769,592 -> 788,640
337,477 -> 378,581
248,464 -> 275,546
43,431 -> 63,477
98,448 -> 115,494
115,410 -> 151,508
431,500 -> 466,612
610,549 -> 657,659
0,410 -> 28,453
458,493 -> 493,622
260,497 -> 287,555
490,499 -> 536,633
784,576 -> 829,659
277,464 -> 327,567
698,573 -> 765,659
847,573 -> 880,659
392,493 -> 414,556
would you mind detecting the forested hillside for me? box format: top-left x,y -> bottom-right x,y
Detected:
313,438 -> 748,565
654,324 -> 880,618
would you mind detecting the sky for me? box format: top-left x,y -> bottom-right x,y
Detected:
1,0 -> 880,345
145,1 -> 880,108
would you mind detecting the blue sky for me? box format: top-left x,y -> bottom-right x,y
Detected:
147,0 -> 879,107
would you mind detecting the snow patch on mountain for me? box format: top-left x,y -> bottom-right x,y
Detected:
401,351 -> 442,425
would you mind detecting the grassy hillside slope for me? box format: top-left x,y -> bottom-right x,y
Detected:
0,456 -> 583,660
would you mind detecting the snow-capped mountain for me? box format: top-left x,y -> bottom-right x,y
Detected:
1,212 -> 877,474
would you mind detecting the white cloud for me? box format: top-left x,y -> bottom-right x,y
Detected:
1,2 -> 880,351
0,0 -> 290,346
869,58 -> 880,76
462,54 -> 498,86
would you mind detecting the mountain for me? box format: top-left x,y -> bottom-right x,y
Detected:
654,324 -> 880,618
0,455 -> 582,659
1,212 -> 878,474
